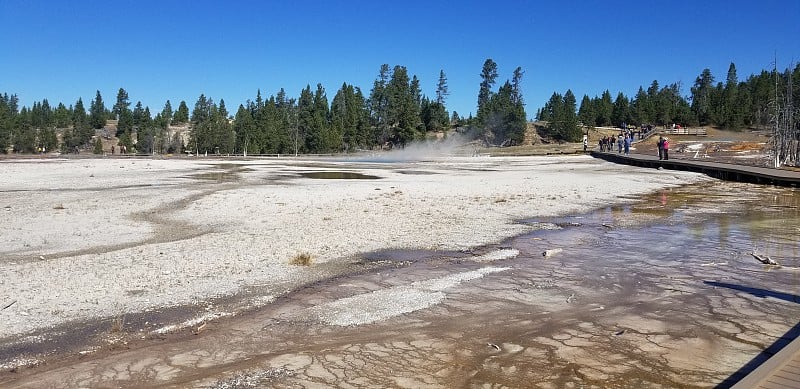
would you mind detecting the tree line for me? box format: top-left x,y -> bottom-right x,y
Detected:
0,59 -> 527,155
536,62 -> 800,142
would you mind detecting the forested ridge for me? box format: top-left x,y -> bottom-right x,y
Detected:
0,60 -> 524,155
1,61 -> 798,155
537,62 -> 800,142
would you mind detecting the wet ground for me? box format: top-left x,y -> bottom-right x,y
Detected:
2,181 -> 799,388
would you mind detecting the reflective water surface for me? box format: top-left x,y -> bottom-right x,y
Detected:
2,181 -> 799,388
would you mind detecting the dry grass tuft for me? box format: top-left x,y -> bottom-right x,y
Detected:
289,253 -> 313,266
110,315 -> 125,333
53,203 -> 65,210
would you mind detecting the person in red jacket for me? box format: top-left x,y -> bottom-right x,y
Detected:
662,137 -> 670,160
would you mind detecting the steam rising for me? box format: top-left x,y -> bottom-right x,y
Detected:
353,131 -> 480,163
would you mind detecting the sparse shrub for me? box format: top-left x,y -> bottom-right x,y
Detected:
289,253 -> 313,266
110,315 -> 125,333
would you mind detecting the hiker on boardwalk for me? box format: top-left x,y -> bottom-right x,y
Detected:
624,135 -> 631,154
617,135 -> 623,153
662,137 -> 670,160
657,136 -> 664,160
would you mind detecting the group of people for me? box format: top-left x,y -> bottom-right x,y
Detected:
596,132 -> 672,161
598,132 -> 635,154
657,136 -> 670,160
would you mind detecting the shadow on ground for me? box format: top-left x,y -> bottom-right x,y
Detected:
706,281 -> 800,388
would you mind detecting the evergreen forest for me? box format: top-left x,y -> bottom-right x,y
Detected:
537,62 -> 800,142
1,61 -> 798,155
0,60 -> 525,155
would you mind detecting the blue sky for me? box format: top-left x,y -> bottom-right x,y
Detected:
1,0 -> 799,119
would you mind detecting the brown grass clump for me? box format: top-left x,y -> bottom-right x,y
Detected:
289,253 -> 313,266
110,315 -> 125,333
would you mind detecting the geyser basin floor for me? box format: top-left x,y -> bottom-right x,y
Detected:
3,157 -> 797,387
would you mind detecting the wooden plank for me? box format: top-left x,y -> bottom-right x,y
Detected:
765,375 -> 800,387
590,151 -> 800,187
732,332 -> 800,388
774,370 -> 800,382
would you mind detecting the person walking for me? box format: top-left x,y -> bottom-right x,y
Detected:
624,135 -> 631,154
657,136 -> 664,160
662,137 -> 670,160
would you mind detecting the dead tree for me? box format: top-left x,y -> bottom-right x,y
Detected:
770,61 -> 799,168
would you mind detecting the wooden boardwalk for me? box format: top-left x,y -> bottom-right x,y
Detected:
592,150 -> 800,388
590,151 -> 800,187
731,334 -> 800,389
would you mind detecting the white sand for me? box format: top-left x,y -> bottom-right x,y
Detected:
0,155 -> 708,337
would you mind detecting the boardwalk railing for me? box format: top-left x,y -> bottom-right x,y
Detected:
661,128 -> 707,136
590,151 -> 800,187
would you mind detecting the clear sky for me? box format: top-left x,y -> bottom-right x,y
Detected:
1,0 -> 799,119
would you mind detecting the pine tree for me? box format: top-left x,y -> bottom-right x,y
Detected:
386,65 -> 420,146
485,80 -> 527,145
173,100 -> 190,124
368,64 -> 391,145
297,85 -> 314,153
89,90 -> 106,129
723,62 -> 742,129
0,94 -> 12,153
73,99 -> 87,126
72,97 -> 92,144
562,90 -> 580,141
595,90 -> 613,126
13,108 -> 36,153
577,95 -> 594,128
113,88 -> 132,136
189,94 -> 213,154
132,101 -> 146,129
38,127 -> 58,152
93,137 -> 103,154
54,103 -> 72,128
511,67 -> 524,105
539,92 -> 562,137
332,83 -> 369,151
161,100 -> 173,126
233,104 -> 255,155
436,70 -> 449,105
611,92 -> 631,127
632,87 -> 651,125
117,109 -> 133,138
113,88 -> 130,118
306,84 -> 331,152
709,82 -> 725,125
645,81 -> 661,125
691,68 -> 715,125
477,59 -> 498,124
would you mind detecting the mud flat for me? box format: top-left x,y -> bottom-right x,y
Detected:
0,154 -> 729,386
